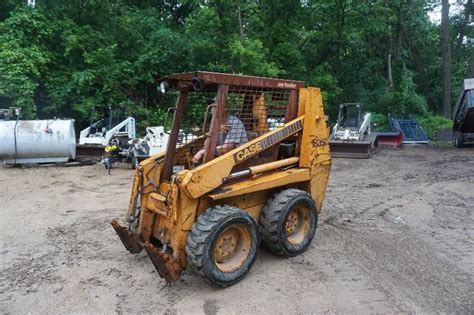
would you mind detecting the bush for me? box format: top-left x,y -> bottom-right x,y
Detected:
371,113 -> 388,131
375,64 -> 429,118
418,115 -> 453,140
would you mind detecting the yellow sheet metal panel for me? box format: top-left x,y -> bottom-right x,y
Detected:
208,168 -> 310,200
299,88 -> 330,167
179,156 -> 236,199
217,191 -> 271,209
127,170 -> 141,219
299,88 -> 312,167
147,193 -> 167,216
242,204 -> 265,221
299,162 -> 331,213
138,206 -> 155,243
310,162 -> 331,212
298,87 -> 331,208
297,87 -> 307,117
179,192 -> 200,231
309,87 -> 331,165
253,93 -> 269,134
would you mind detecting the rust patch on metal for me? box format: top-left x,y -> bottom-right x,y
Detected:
144,243 -> 184,283
111,220 -> 143,254
158,71 -> 304,91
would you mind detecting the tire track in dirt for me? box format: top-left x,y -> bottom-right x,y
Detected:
321,223 -> 473,313
322,145 -> 473,313
1,146 -> 473,313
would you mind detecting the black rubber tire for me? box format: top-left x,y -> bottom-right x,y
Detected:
454,131 -> 464,148
260,189 -> 318,257
186,205 -> 259,287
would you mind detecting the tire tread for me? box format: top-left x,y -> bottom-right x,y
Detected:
186,205 -> 258,286
259,189 -> 317,257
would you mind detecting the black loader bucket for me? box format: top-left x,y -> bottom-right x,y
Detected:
329,134 -> 378,159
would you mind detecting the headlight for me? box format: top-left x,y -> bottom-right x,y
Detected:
160,81 -> 169,93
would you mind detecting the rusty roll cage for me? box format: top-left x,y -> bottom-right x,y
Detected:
158,72 -> 305,181
157,71 -> 305,92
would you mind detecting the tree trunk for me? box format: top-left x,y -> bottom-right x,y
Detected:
394,4 -> 403,61
387,54 -> 393,91
337,0 -> 347,57
455,0 -> 472,59
441,0 -> 451,118
237,2 -> 244,41
385,0 -> 393,91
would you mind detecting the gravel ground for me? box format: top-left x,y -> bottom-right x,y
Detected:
0,145 -> 473,314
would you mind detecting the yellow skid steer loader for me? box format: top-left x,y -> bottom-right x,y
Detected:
112,72 -> 331,287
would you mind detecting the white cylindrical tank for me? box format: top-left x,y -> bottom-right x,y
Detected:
0,119 -> 76,164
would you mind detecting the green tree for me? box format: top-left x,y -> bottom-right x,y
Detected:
0,8 -> 52,118
0,0 -> 471,132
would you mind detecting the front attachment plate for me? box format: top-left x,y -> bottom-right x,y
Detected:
144,243 -> 184,283
111,220 -> 143,254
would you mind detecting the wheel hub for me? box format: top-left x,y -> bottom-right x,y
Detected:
215,229 -> 238,261
213,224 -> 251,273
284,204 -> 311,245
285,211 -> 299,233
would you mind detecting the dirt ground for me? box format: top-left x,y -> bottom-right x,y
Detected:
0,146 -> 473,314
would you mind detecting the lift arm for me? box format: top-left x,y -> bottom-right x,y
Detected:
177,115 -> 304,199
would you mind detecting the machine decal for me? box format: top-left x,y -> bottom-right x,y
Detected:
311,137 -> 328,147
233,119 -> 303,163
277,82 -> 297,89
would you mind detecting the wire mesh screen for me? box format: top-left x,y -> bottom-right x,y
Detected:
165,91 -> 215,169
164,91 -> 217,145
223,86 -> 290,146
166,86 -> 292,171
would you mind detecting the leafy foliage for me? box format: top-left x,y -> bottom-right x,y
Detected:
371,113 -> 389,132
0,0 -> 471,133
0,8 -> 51,117
418,115 -> 453,139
